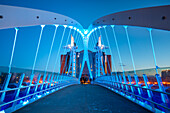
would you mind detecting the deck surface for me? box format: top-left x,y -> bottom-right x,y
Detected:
15,84 -> 151,113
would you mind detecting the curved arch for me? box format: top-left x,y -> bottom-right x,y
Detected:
0,5 -> 84,30
92,5 -> 170,31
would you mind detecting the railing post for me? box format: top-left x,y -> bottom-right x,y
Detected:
108,76 -> 110,85
143,74 -> 155,112
123,74 -> 128,91
60,76 -> 63,83
0,74 -> 12,103
143,74 -> 153,98
119,75 -> 124,89
45,74 -> 51,89
113,76 -> 116,87
110,76 -> 113,86
49,74 -> 54,88
33,74 -> 41,97
24,74 -> 34,101
40,74 -> 47,91
54,75 -> 58,86
134,74 -> 143,95
58,75 -> 60,84
12,73 -> 25,109
155,74 -> 169,104
116,75 -> 120,88
127,75 -> 134,93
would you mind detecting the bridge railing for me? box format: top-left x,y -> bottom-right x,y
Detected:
0,74 -> 78,113
94,75 -> 170,113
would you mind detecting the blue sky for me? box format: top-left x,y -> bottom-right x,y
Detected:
0,0 -> 170,74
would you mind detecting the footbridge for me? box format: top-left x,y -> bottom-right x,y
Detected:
0,5 -> 170,113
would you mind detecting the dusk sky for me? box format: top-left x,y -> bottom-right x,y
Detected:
0,0 -> 170,74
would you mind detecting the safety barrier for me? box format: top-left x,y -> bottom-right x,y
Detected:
94,75 -> 170,113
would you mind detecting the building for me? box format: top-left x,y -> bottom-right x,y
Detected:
60,50 -> 112,79
161,70 -> 170,82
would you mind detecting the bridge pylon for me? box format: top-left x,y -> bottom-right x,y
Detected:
64,35 -> 78,77
95,36 -> 108,77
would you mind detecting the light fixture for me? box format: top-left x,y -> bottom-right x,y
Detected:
84,30 -> 88,34
111,25 -> 115,28
98,26 -> 102,29
147,28 -> 152,31
69,26 -> 73,29
54,24 -> 59,28
41,25 -> 45,28
123,25 -> 128,29
15,27 -> 19,31
74,27 -> 77,30
23,100 -> 29,105
63,25 -> 67,28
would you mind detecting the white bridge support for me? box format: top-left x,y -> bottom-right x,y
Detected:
79,37 -> 93,80
94,36 -> 108,77
65,36 -> 78,77
95,47 -> 105,77
67,46 -> 77,77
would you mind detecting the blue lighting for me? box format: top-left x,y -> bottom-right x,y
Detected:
54,24 -> 59,28
111,25 -> 115,28
74,27 -> 77,30
147,28 -> 152,32
40,25 -> 45,28
23,100 -> 29,105
84,30 -> 88,34
123,25 -> 128,29
63,25 -> 67,28
37,95 -> 42,98
98,26 -> 102,29
69,26 -> 73,29
0,110 -> 5,113
15,27 -> 19,31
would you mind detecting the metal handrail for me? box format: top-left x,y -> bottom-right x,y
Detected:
95,81 -> 170,111
0,76 -> 76,93
0,80 -> 78,107
97,79 -> 170,95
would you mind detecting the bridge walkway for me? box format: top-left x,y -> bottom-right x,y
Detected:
15,84 -> 151,113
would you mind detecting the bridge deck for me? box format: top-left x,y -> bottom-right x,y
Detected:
15,84 -> 151,113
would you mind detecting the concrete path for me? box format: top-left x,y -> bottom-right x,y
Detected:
15,84 -> 151,113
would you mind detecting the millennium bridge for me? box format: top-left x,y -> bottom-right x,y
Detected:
0,3 -> 170,113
